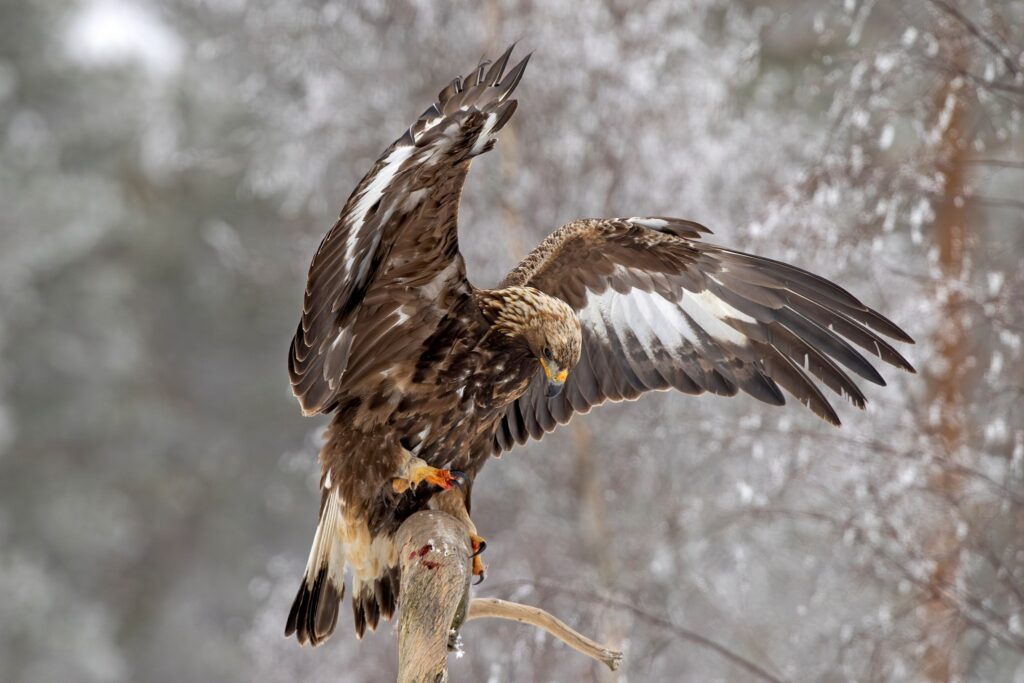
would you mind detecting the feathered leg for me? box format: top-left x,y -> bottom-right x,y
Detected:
431,487 -> 487,583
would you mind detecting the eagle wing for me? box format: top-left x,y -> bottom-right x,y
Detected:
492,218 -> 915,453
289,46 -> 529,414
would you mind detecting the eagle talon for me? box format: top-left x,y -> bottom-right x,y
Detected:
393,457 -> 461,493
423,468 -> 458,490
470,534 -> 487,583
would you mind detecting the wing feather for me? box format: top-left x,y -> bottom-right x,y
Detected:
492,218 -> 914,453
289,46 -> 529,414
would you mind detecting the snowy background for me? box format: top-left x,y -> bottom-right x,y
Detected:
2,1 -> 1023,681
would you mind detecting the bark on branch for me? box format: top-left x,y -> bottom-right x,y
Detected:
396,510 -> 471,683
394,510 -> 623,682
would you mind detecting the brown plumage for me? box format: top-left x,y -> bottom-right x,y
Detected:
284,47 -> 914,646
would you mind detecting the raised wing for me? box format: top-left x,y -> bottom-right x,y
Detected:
492,218 -> 915,453
290,46 -> 529,414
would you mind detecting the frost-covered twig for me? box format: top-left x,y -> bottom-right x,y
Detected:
467,597 -> 623,671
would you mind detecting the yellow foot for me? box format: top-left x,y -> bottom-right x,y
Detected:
471,534 -> 487,585
392,457 -> 463,494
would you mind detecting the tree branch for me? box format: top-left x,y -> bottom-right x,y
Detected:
394,510 -> 623,681
505,579 -> 792,683
396,510 -> 471,683
467,597 -> 623,671
924,0 -> 1023,79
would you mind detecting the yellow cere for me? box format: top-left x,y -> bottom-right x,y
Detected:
539,358 -> 567,383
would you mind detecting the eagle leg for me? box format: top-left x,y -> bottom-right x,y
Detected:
471,534 -> 487,584
391,455 -> 465,494
432,487 -> 488,584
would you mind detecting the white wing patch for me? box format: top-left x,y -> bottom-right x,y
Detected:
626,217 -> 669,229
678,289 -> 753,346
578,285 -> 754,354
469,111 -> 498,156
343,145 -> 415,274
577,288 -> 613,343
628,287 -> 700,352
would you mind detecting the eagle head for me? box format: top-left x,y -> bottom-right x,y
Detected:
480,286 -> 582,397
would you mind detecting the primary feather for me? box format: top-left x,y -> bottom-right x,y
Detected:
494,218 -> 914,451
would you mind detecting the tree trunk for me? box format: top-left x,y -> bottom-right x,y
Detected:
920,34 -> 972,683
396,511 -> 472,683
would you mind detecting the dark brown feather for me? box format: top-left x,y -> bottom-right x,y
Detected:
286,46 -> 537,644
491,218 -> 914,453
284,567 -> 344,647
288,45 -> 530,417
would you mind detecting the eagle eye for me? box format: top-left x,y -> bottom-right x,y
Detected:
542,346 -> 553,361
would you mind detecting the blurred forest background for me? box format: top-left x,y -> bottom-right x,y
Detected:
1,0 -> 1023,681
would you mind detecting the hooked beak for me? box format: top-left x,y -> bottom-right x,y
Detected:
540,358 -> 567,398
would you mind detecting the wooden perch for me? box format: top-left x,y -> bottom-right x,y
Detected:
394,510 -> 623,682
396,510 -> 472,683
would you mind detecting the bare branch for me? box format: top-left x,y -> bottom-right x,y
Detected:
467,597 -> 623,671
925,0 -> 1023,78
972,196 -> 1024,212
488,579 -> 791,683
965,158 -> 1024,170
394,511 -> 625,681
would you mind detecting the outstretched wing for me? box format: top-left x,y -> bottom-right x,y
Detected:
492,218 -> 915,453
290,46 -> 530,415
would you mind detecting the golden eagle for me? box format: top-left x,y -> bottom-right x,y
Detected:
284,46 -> 914,645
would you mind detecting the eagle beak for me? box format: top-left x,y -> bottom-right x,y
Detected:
546,380 -> 564,398
540,358 -> 567,398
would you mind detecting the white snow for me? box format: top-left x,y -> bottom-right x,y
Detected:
65,0 -> 183,77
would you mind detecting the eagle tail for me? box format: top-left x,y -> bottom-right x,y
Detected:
351,564 -> 400,640
284,489 -> 346,646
